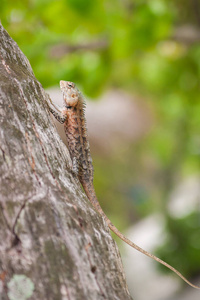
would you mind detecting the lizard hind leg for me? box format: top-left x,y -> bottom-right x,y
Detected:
72,157 -> 79,176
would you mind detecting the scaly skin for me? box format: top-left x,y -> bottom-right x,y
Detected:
47,80 -> 200,289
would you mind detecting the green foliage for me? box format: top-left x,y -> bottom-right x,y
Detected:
155,212 -> 200,277
1,0 -> 173,94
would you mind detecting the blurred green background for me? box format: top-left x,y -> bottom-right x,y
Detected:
2,0 -> 200,280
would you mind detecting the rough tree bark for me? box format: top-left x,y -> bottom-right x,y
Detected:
0,24 -> 133,300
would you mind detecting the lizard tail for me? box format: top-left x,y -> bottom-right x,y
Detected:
108,220 -> 200,289
82,181 -> 200,290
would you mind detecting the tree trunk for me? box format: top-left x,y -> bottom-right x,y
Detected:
0,23 -> 133,300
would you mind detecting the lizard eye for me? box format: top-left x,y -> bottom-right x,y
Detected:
67,82 -> 75,88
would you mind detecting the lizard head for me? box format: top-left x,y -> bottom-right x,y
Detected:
60,80 -> 79,107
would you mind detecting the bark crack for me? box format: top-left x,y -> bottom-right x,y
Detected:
24,131 -> 41,186
12,196 -> 31,237
0,201 -> 21,249
0,145 -> 6,162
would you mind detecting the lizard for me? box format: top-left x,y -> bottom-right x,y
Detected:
46,80 -> 200,289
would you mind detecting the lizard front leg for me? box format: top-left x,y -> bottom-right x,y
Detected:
46,95 -> 67,124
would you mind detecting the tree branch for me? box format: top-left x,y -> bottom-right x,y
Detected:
0,23 -> 132,300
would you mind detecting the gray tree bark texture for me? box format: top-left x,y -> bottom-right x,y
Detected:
0,23 -> 133,300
